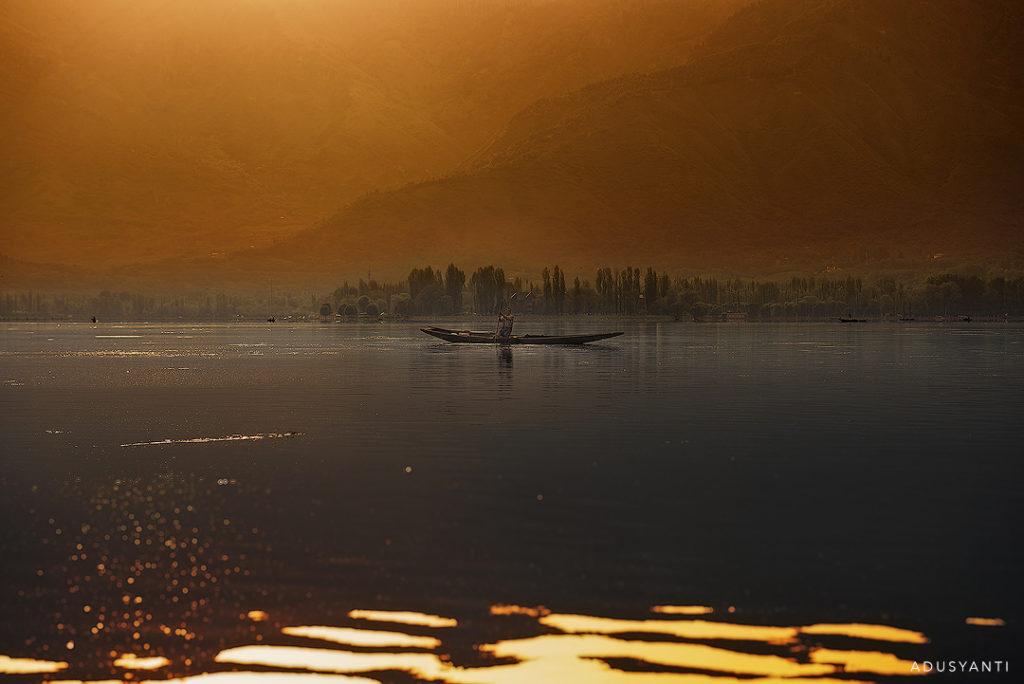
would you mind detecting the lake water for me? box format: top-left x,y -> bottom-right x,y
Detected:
1,320 -> 1020,682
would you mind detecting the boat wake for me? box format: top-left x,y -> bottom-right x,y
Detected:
120,432 -> 302,448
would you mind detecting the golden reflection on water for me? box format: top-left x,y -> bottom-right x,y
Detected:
187,675 -> 379,683
489,604 -> 551,617
808,648 -> 921,675
651,605 -> 715,616
209,607 -> 924,684
20,605 -> 930,683
0,655 -> 68,674
346,609 -> 457,628
481,633 -> 837,677
965,616 -> 1005,626
281,626 -> 441,649
539,613 -> 798,643
216,646 -> 448,679
113,653 -> 172,670
215,642 -> 868,684
800,622 -> 927,644
542,613 -> 928,645
54,674 -> 380,683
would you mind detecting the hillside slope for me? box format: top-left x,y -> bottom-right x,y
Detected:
1,0 -> 744,269
285,0 -> 1023,279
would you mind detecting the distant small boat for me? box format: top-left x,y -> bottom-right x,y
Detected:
421,327 -> 623,345
959,315 -> 972,322
267,281 -> 276,322
838,318 -> 867,323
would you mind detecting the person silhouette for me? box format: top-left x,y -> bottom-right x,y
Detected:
496,306 -> 514,339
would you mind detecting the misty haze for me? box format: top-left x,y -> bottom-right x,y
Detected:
1,1 -> 1022,683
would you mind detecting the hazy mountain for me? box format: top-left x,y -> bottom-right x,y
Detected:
280,0 -> 1024,280
1,0 -> 745,270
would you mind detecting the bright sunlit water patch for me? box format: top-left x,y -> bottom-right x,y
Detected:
51,673 -> 381,683
210,607 -> 923,683
538,614 -> 798,643
281,626 -> 441,649
799,623 -> 928,644
113,653 -> 172,670
480,633 -> 838,678
808,648 -> 921,676
346,610 -> 457,628
0,655 -> 68,674
489,604 -> 551,617
216,646 -> 448,680
651,605 -> 714,616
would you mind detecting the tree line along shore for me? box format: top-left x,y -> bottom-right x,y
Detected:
3,266 -> 1024,322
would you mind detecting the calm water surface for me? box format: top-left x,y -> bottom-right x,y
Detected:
1,320 -> 1020,682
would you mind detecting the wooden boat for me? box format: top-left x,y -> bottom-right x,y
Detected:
421,326 -> 623,345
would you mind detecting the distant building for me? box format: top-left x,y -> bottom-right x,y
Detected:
720,311 -> 747,322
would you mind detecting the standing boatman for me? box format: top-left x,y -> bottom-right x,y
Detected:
496,306 -> 514,340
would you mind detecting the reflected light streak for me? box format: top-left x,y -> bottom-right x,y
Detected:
183,675 -> 380,683
282,626 -> 440,649
965,617 -> 1005,626
539,614 -> 798,643
41,607 -> 932,683
809,647 -> 923,676
215,642 -> 868,684
800,623 -> 929,644
53,673 -> 380,683
347,609 -> 457,628
446,658 -> 867,684
216,646 -> 448,679
114,653 -> 172,670
490,604 -> 551,617
542,613 -> 929,646
0,655 -> 69,674
483,634 -> 838,678
121,432 -> 301,447
651,606 -> 714,615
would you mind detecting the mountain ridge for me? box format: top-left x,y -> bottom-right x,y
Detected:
1,0 -> 746,270
5,0 -> 1023,290
270,0 -> 1022,281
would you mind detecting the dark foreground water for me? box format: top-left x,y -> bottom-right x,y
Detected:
0,320 -> 1020,682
